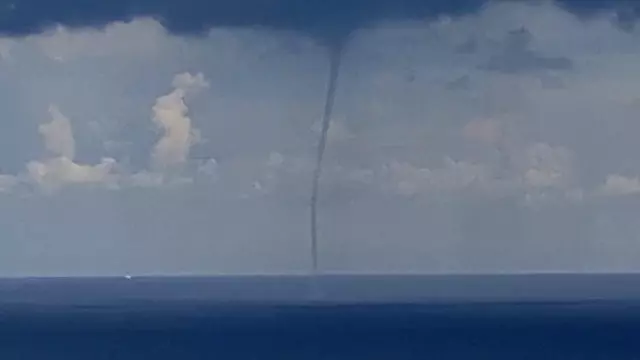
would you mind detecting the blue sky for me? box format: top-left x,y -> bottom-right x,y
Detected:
1,0 -> 640,276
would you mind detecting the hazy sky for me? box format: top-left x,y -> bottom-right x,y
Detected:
1,0 -> 640,276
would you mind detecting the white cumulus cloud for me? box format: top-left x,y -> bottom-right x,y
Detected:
151,72 -> 209,172
522,143 -> 574,189
39,105 -> 76,159
599,174 -> 640,196
27,105 -> 118,191
26,157 -> 118,190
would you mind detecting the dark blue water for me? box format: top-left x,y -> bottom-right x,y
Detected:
3,301 -> 640,359
0,304 -> 640,359
1,275 -> 640,359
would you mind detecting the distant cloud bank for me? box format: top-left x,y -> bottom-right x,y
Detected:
0,1 -> 639,275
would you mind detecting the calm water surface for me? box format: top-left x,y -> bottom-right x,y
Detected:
1,275 -> 640,359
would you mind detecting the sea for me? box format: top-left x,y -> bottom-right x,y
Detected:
1,274 -> 640,359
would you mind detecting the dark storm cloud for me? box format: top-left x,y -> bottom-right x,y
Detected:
0,0 -> 638,40
0,0 -> 487,41
482,27 -> 573,73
